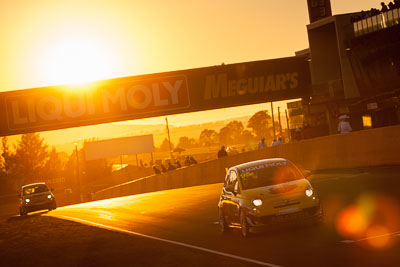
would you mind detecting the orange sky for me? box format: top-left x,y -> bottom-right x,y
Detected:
0,0 -> 382,145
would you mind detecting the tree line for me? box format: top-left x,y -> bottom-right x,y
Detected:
0,134 -> 111,193
158,110 -> 278,151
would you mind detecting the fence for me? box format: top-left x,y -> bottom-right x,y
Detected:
353,8 -> 400,37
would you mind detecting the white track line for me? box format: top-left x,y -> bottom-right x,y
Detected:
341,230 -> 400,244
49,214 -> 283,267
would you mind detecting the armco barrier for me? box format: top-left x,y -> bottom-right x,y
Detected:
95,125 -> 400,200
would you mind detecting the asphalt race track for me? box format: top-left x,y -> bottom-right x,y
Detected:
48,166 -> 400,267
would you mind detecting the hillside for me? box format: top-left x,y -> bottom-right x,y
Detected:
49,115 -> 251,153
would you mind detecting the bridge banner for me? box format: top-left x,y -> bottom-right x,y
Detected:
84,134 -> 154,161
0,56 -> 311,136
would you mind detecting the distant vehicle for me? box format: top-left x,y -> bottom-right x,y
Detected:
218,158 -> 323,237
19,182 -> 57,216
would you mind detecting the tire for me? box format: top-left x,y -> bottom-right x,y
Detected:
240,210 -> 250,237
48,202 -> 57,211
19,208 -> 27,216
218,208 -> 231,234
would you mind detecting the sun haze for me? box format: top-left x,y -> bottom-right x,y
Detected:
0,0 -> 381,137
0,0 -> 380,91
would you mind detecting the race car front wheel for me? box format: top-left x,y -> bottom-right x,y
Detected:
219,208 -> 231,234
240,210 -> 250,237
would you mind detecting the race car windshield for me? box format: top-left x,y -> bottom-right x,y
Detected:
23,185 -> 49,195
239,162 -> 303,190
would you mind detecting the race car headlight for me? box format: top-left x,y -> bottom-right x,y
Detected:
305,188 -> 314,197
47,194 -> 52,199
25,198 -> 30,203
252,198 -> 263,207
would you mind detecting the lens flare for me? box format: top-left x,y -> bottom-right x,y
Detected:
366,225 -> 391,249
273,165 -> 301,185
336,205 -> 368,237
335,192 -> 400,249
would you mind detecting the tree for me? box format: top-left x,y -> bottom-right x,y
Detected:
43,146 -> 68,180
159,138 -> 174,152
239,129 -> 256,144
247,110 -> 273,139
176,136 -> 197,149
63,148 -> 83,189
199,129 -> 218,147
14,133 -> 49,185
218,126 -> 234,146
226,120 -> 245,144
1,137 -> 19,181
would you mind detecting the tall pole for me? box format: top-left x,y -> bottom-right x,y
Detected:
278,106 -> 282,137
285,109 -> 291,142
270,102 -> 276,139
165,117 -> 173,159
74,143 -> 81,202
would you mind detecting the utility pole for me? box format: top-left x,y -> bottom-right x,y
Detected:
74,143 -> 82,202
285,109 -> 291,142
278,106 -> 282,137
270,102 -> 276,139
165,117 -> 173,160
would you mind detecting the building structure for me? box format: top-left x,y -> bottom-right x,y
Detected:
289,3 -> 400,138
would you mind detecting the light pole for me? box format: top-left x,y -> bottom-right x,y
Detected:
271,102 -> 276,139
165,117 -> 173,160
74,143 -> 82,202
285,109 -> 291,142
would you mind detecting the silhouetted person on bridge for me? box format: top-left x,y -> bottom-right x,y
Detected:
167,162 -> 176,171
160,164 -> 168,172
381,2 -> 389,12
175,160 -> 182,168
273,136 -> 282,146
153,165 -> 161,174
271,138 -> 278,146
190,156 -> 197,164
257,137 -> 267,149
217,146 -> 228,158
338,115 -> 352,134
184,155 -> 191,166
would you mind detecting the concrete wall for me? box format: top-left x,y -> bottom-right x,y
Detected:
95,125 -> 400,200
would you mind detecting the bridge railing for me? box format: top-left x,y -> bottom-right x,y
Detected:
353,8 -> 400,37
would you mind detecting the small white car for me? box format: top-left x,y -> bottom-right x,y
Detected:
19,182 -> 57,216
